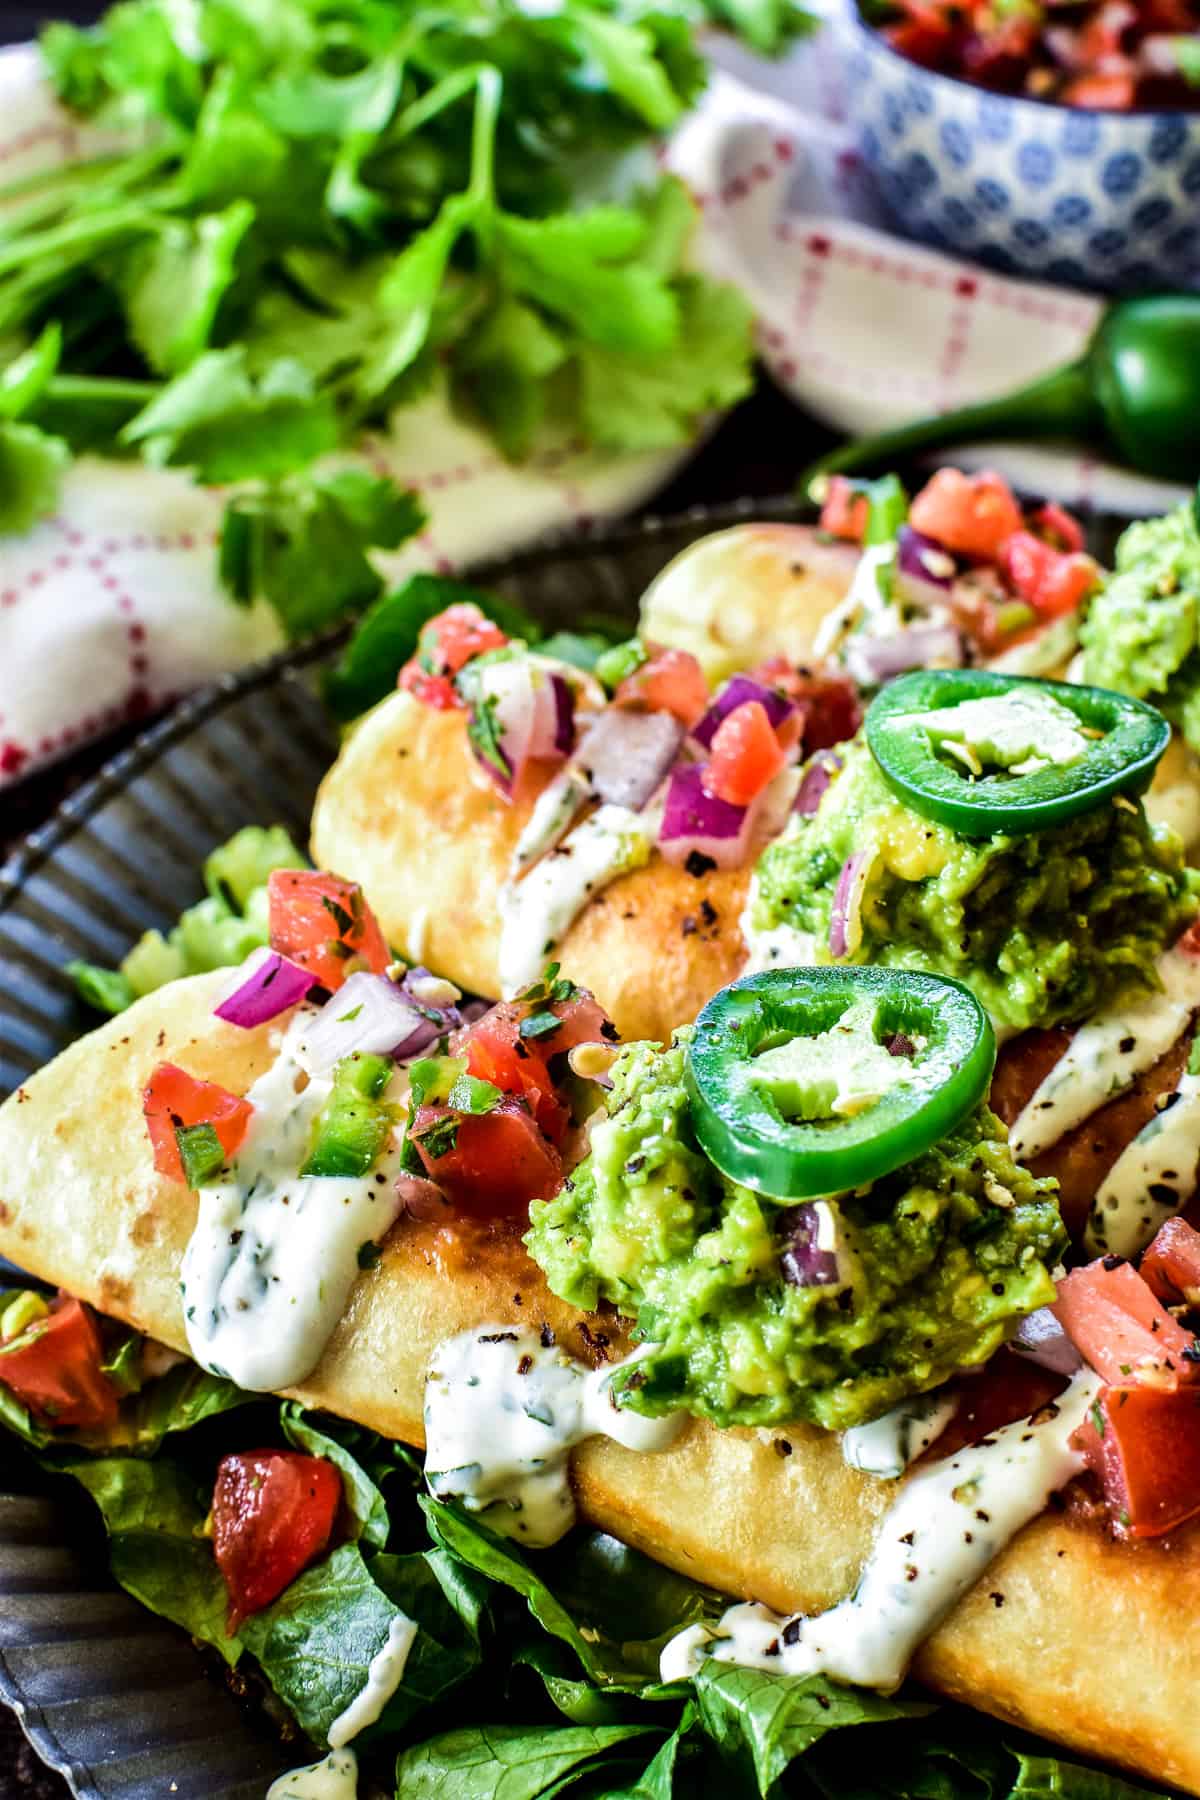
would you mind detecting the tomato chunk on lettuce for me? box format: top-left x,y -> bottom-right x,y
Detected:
212,1449 -> 341,1633
0,1293 -> 118,1430
268,869 -> 389,991
143,1063 -> 253,1186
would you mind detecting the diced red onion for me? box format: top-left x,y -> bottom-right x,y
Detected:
844,622 -> 963,687
469,659 -> 574,795
551,675 -> 574,756
779,1203 -> 842,1288
658,762 -> 753,869
1011,1306 -> 1083,1377
575,708 -> 685,812
214,948 -> 313,1029
396,1172 -> 450,1221
691,675 -> 796,752
296,971 -> 447,1074
896,524 -> 956,605
829,851 -> 871,959
794,749 -> 842,816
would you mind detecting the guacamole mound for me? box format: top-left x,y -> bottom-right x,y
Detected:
1080,503 -> 1200,754
525,1037 -> 1065,1434
749,739 -> 1198,1036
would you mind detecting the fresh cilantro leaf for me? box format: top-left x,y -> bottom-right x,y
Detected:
564,10 -> 687,131
519,1011 -> 562,1042
0,324 -> 62,420
452,296 -> 565,462
578,273 -> 754,452
115,201 -> 255,375
413,1115 -> 460,1160
218,466 -> 425,640
122,349 -> 339,482
465,690 -> 511,784
0,419 -> 71,533
494,205 -> 679,356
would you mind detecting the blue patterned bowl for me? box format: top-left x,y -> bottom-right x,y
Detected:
840,9 -> 1200,291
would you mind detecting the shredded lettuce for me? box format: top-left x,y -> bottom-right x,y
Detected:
6,1372 -> 1176,1800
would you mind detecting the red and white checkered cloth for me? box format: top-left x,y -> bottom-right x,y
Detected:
0,31 -> 1187,788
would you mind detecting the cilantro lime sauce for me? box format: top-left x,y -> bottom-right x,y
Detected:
267,1751 -> 358,1800
327,1614 -> 418,1749
841,1388 -> 958,1481
497,803 -> 655,997
1010,936 -> 1200,1163
661,1369 -> 1098,1691
813,544 -> 905,668
180,1017 -> 404,1392
423,1326 -> 684,1547
1084,1068 -> 1200,1259
511,766 -> 592,877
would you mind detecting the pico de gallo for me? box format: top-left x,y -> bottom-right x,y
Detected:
863,0 -> 1200,110
815,466 -> 1099,678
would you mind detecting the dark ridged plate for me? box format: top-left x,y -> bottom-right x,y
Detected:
0,498 -> 796,1800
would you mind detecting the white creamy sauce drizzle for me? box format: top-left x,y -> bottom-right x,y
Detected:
738,868 -> 819,976
267,1750 -> 358,1800
180,1016 -> 404,1392
1084,1069 -> 1200,1259
1010,939 -> 1200,1163
812,544 -> 899,664
662,1370 -> 1098,1692
841,1389 -> 958,1481
497,803 -> 655,997
327,1614 -> 418,1749
511,766 -> 592,877
423,1326 -> 684,1547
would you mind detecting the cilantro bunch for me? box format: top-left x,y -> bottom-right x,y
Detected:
0,0 -> 808,634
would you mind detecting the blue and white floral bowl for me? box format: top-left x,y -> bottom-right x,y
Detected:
839,8 -> 1200,291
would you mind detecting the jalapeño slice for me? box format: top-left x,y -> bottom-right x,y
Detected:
684,967 -> 994,1201
865,669 -> 1169,840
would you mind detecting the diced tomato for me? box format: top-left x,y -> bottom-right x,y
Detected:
1072,1382 -> 1200,1538
1052,1257 -> 1200,1390
1001,531 -> 1099,621
267,869 -> 389,992
750,660 -> 862,752
818,475 -> 870,545
0,1294 -> 118,1431
1140,1217 -> 1200,1308
143,1063 -> 253,1186
457,989 -> 614,1148
909,468 -> 1023,562
410,1097 -> 564,1217
1030,502 -> 1085,556
212,1449 -> 341,1634
926,1348 -> 1067,1464
703,701 -> 786,807
614,647 -> 709,728
1060,71 -> 1136,107
399,603 -> 508,708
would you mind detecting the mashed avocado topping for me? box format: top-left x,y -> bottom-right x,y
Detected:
748,738 -> 1198,1036
1080,502 -> 1200,753
525,1036 -> 1064,1433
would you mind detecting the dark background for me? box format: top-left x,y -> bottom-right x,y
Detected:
0,7 -> 825,1797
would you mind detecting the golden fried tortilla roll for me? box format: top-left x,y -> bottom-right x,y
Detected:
2,975 -> 1200,1795
311,693 -> 750,1043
